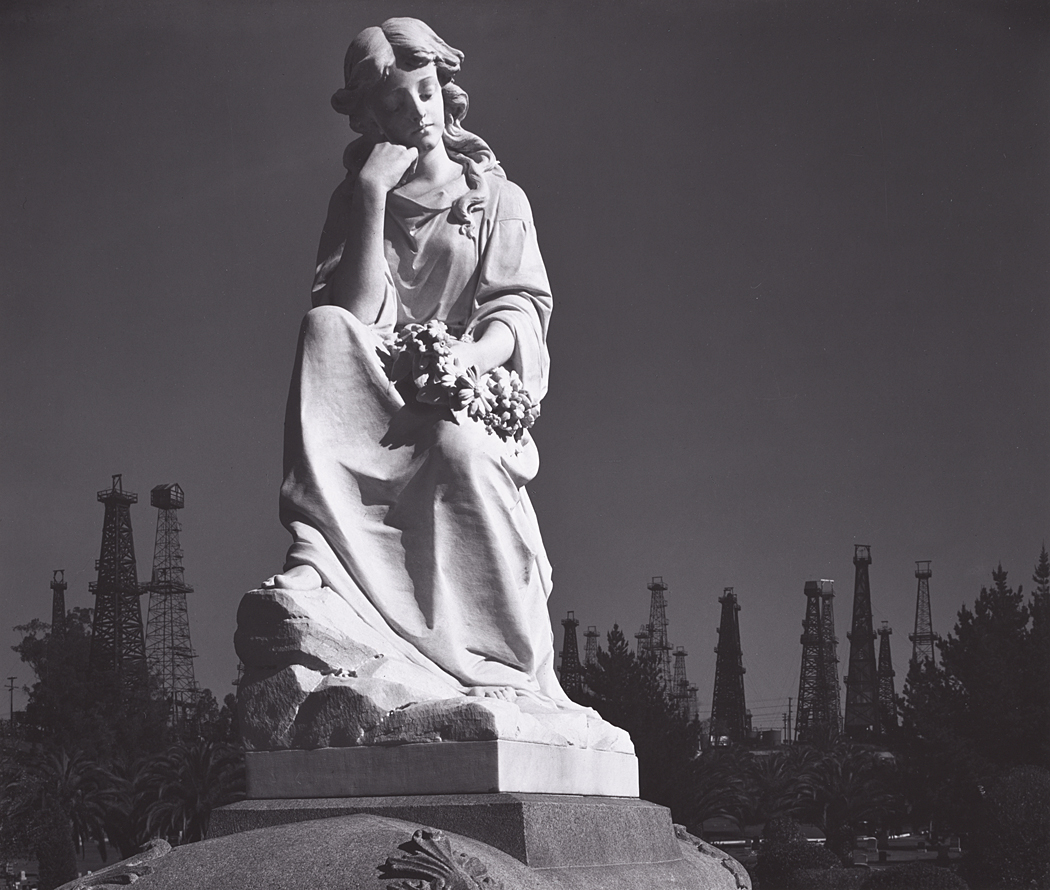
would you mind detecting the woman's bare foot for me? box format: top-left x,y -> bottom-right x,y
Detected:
261,564 -> 323,590
466,685 -> 518,702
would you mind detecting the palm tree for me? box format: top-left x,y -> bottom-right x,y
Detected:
133,740 -> 245,844
742,747 -> 822,826
0,744 -> 124,890
683,745 -> 751,831
809,742 -> 900,863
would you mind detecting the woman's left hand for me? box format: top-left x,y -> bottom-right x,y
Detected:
448,323 -> 514,377
448,339 -> 483,375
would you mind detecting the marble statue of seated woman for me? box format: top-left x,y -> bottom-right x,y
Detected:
235,17 -> 632,756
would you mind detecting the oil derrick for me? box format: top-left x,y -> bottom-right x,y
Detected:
844,544 -> 880,740
910,561 -> 936,666
819,580 -> 842,732
558,611 -> 582,697
672,646 -> 699,721
634,624 -> 649,657
49,569 -> 67,640
88,474 -> 147,698
645,576 -> 673,690
145,484 -> 198,728
584,625 -> 600,667
877,621 -> 897,732
795,581 -> 830,743
710,587 -> 747,744
46,570 -> 67,670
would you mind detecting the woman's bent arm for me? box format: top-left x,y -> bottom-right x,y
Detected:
327,143 -> 418,322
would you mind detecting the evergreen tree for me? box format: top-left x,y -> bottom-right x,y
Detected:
899,558 -> 1047,835
581,625 -> 700,819
938,565 -> 1034,767
12,608 -> 170,761
1031,546 -> 1050,770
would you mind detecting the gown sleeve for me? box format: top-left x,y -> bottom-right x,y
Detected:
466,180 -> 553,403
310,174 -> 398,332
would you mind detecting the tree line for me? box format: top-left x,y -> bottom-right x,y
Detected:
1,608 -> 244,890
570,547 -> 1050,890
3,547 -> 1047,890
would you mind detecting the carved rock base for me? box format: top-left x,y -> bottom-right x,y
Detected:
244,740 -> 639,798
235,588 -> 634,755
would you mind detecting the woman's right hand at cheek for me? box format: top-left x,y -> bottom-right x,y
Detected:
359,142 -> 419,195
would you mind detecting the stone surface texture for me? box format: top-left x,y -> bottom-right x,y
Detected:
243,741 -> 639,798
56,811 -> 747,890
212,793 -> 676,868
236,587 -> 634,757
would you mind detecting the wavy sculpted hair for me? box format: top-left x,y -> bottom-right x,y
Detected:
331,18 -> 503,226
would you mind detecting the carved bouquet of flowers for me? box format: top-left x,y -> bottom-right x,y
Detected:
387,320 -> 540,443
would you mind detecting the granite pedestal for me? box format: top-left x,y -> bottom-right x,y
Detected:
60,811 -> 749,890
208,796 -> 750,889
209,741 -> 749,887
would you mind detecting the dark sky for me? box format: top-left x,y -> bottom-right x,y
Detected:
2,0 -> 1047,729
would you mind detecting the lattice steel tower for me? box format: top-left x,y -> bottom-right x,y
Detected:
710,587 -> 747,744
795,581 -> 831,743
844,545 -> 880,740
877,621 -> 897,732
910,560 -> 936,666
47,570 -> 67,671
88,475 -> 147,697
50,570 -> 67,640
145,483 -> 198,726
558,611 -> 582,697
634,624 -> 649,657
645,576 -> 673,690
584,625 -> 600,667
673,645 -> 699,721
819,580 -> 842,733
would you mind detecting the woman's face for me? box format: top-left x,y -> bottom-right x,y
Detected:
371,63 -> 445,153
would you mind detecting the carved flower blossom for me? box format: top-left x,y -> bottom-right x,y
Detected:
387,323 -> 539,442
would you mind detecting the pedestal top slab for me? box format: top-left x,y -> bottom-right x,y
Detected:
245,739 -> 639,799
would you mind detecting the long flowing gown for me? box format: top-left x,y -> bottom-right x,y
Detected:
277,158 -> 570,705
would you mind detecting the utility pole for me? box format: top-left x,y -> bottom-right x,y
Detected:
6,677 -> 15,722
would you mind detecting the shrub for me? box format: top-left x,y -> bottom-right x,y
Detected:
791,866 -> 868,890
763,816 -> 807,845
963,765 -> 1050,890
861,862 -> 969,890
755,838 -> 841,889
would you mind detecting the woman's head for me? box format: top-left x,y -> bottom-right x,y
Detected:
333,18 -> 504,227
332,18 -> 469,141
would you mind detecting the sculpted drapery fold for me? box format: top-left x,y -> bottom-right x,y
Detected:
277,163 -> 565,699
